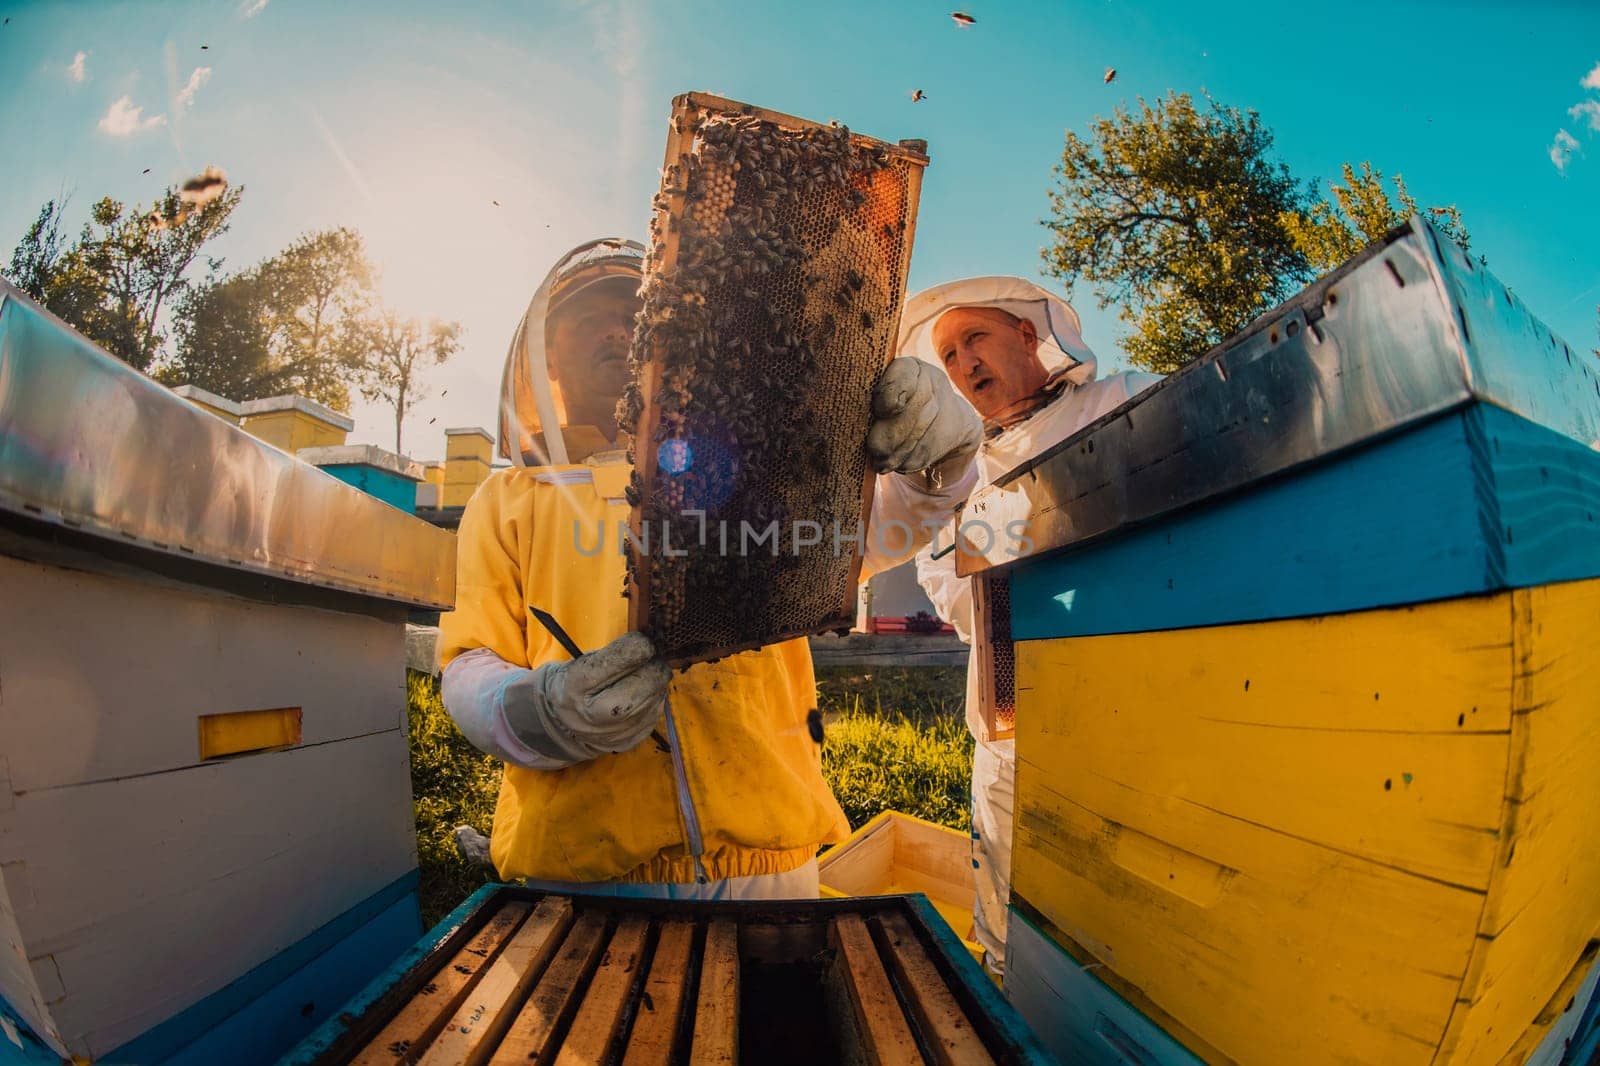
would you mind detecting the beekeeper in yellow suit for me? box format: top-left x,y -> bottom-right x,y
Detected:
438,239 -> 981,899
899,277 -> 1162,974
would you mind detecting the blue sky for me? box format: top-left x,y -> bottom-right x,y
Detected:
2,0 -> 1597,455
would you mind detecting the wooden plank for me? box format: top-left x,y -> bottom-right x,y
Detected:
874,912 -> 992,1065
1010,594 -> 1521,1065
0,730 -> 415,1058
1004,909 -> 1204,1066
1014,597 -> 1512,888
806,632 -> 970,668
1483,406 -> 1600,590
690,920 -> 740,1065
827,915 -> 920,1066
552,916 -> 649,1066
0,553 -> 403,793
351,902 -> 531,1065
487,911 -> 608,1065
817,815 -> 898,896
1009,405 -> 1600,643
1432,577 -> 1600,1064
621,922 -> 694,1066
1008,412 -> 1488,639
417,897 -> 575,1066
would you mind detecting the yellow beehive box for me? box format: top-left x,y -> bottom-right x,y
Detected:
818,811 -> 981,962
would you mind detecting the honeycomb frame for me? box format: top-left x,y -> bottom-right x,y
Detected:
621,93 -> 928,665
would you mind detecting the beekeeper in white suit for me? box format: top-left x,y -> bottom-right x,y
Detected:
894,276 -> 1162,976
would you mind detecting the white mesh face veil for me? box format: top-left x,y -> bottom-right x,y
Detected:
498,238 -> 646,467
894,276 -> 1098,386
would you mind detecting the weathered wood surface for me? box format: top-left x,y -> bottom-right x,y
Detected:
875,912 -> 991,1066
1009,405 -> 1600,641
1011,576 -> 1600,1064
1434,577 -> 1600,1063
827,914 -> 921,1066
690,920 -> 739,1065
417,897 -> 574,1066
352,902 -> 530,1066
552,917 -> 649,1066
620,922 -> 693,1066
807,632 -> 968,668
485,910 -> 606,1065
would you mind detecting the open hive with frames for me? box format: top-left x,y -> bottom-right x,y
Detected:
616,93 -> 929,665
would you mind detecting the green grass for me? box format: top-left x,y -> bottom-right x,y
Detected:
407,671 -> 501,926
406,663 -> 971,926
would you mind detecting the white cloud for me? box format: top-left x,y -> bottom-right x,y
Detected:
1583,61 -> 1600,91
1550,129 -> 1580,173
239,0 -> 270,17
1570,99 -> 1600,132
97,95 -> 167,136
68,51 -> 88,83
176,66 -> 211,108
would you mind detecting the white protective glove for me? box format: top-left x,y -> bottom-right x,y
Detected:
866,357 -> 983,487
501,631 -> 671,764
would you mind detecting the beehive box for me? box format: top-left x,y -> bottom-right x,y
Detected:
283,887 -> 1051,1065
0,281 -> 454,1063
620,93 -> 928,665
817,812 -> 981,963
961,221 -> 1600,1064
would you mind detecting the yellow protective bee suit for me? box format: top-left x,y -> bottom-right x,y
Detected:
441,239 -> 971,890
438,457 -> 849,885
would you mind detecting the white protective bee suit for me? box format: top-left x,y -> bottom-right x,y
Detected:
897,277 -> 1162,975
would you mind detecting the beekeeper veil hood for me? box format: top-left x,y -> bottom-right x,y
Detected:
498,238 -> 646,467
895,276 -> 1098,386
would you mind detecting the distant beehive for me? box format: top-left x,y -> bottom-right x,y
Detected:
618,93 -> 928,665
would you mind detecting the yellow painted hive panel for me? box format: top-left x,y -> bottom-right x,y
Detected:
1013,592 -> 1513,1065
1011,578 -> 1600,1065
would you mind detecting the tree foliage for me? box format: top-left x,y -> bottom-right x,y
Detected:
1044,91 -> 1315,374
1282,161 -> 1470,272
3,186 -> 242,372
1045,94 -> 1476,374
164,227 -> 375,410
356,312 -> 463,452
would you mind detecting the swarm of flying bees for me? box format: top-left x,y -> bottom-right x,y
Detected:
618,112 -> 906,658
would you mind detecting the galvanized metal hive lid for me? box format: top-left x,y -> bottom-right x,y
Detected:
621,93 -> 928,665
0,280 -> 455,608
957,218 -> 1600,575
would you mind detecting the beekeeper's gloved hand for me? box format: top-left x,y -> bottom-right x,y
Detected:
867,357 -> 982,489
502,631 -> 670,764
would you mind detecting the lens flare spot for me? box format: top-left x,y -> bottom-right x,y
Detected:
658,439 -> 693,475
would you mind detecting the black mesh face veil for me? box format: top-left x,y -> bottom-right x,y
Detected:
498,239 -> 646,467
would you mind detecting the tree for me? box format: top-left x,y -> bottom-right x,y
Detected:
163,227 -> 375,409
4,183 -> 241,371
1282,161 -> 1470,272
5,198 -> 71,301
356,313 -> 462,453
1043,91 -> 1314,374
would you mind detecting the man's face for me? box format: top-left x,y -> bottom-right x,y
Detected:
546,279 -> 640,437
931,306 -> 1050,419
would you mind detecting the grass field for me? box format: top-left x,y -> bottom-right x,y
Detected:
407,663 -> 971,926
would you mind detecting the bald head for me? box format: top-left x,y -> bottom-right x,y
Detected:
931,305 -> 1050,419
